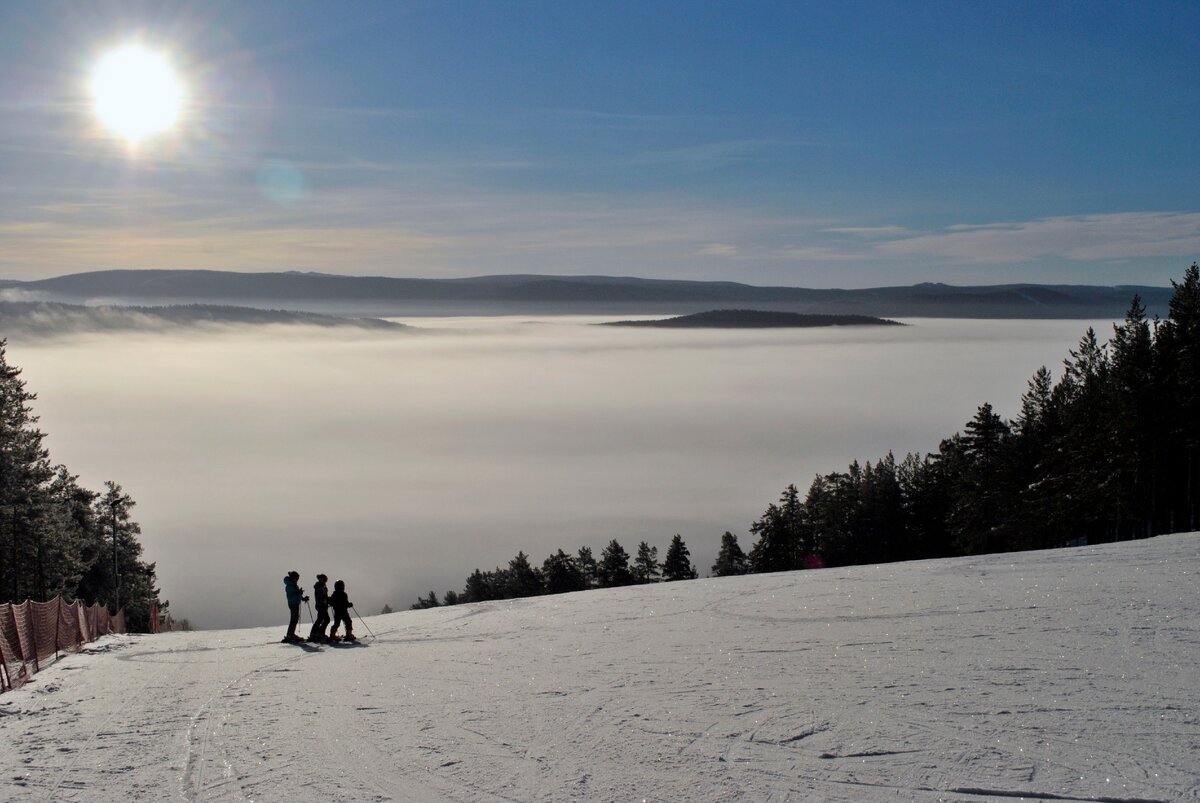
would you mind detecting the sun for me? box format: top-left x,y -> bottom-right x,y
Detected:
89,43 -> 186,145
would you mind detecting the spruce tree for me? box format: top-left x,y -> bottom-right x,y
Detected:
748,484 -> 805,572
575,546 -> 599,588
661,534 -> 697,580
0,339 -> 54,602
84,482 -> 159,630
505,551 -> 542,597
1163,263 -> 1200,529
1109,296 -> 1157,537
37,465 -> 94,601
542,549 -> 586,595
597,539 -> 634,587
411,591 -> 440,609
711,532 -> 748,576
632,541 -> 659,583
948,403 -> 1014,555
463,568 -> 494,602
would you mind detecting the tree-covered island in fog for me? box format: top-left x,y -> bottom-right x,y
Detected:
600,309 -> 903,328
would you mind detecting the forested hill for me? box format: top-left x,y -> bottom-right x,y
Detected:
601,310 -> 902,328
0,269 -> 1173,318
0,301 -> 405,336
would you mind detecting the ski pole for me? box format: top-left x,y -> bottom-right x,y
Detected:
304,599 -> 314,623
350,605 -> 376,640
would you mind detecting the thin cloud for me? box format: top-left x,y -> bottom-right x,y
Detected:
823,226 -> 912,238
879,212 -> 1200,264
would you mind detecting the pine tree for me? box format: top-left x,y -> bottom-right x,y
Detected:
895,451 -> 952,560
505,551 -> 542,597
1053,328 -> 1116,542
36,465 -> 94,601
83,482 -> 160,630
0,339 -> 54,602
711,531 -> 748,576
1015,366 -> 1054,440
632,541 -> 659,583
542,549 -> 586,595
597,539 -> 634,587
1162,263 -> 1200,529
575,546 -> 599,588
948,403 -> 1014,555
442,589 -> 460,605
802,471 -> 859,567
747,484 -> 805,572
463,568 -> 495,602
661,534 -> 697,580
1109,296 -> 1157,537
411,591 -> 440,609
380,603 -> 394,614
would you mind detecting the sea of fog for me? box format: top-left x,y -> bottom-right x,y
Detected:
11,316 -> 1118,629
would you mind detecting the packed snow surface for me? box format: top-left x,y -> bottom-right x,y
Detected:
1,534 -> 1197,802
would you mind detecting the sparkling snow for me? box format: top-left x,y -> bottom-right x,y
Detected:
1,533 -> 1196,802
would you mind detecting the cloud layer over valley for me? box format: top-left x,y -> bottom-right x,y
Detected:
11,316 -> 1117,627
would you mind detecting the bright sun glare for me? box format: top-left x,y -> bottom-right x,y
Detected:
89,43 -> 185,144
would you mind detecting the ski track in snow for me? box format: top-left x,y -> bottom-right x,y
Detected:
0,533 -> 1197,802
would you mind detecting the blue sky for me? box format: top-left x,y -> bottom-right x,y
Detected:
1,0 -> 1197,287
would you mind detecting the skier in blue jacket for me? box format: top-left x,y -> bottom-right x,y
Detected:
282,571 -> 308,643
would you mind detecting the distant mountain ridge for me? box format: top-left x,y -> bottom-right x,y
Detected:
0,269 -> 1171,319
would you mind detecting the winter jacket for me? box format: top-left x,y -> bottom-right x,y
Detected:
284,575 -> 304,607
312,579 -> 329,609
329,588 -> 352,613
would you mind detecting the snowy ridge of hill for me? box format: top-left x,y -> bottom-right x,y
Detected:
0,533 -> 1196,802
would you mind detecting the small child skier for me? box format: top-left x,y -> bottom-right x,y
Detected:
327,579 -> 356,642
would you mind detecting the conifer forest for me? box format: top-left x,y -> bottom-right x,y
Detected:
0,341 -> 162,631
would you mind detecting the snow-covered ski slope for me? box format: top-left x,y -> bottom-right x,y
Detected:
1,534 -> 1196,802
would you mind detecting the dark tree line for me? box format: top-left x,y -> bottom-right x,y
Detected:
710,264 -> 1200,575
412,535 -> 698,608
0,340 -> 163,631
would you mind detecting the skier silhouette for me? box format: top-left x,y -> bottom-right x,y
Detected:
307,574 -> 330,642
282,571 -> 308,643
328,579 -> 356,642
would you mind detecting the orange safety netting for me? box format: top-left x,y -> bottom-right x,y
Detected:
0,598 -> 125,692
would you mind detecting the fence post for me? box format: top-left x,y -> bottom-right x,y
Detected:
27,604 -> 39,674
0,605 -> 9,691
10,604 -> 25,682
54,597 -> 61,660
